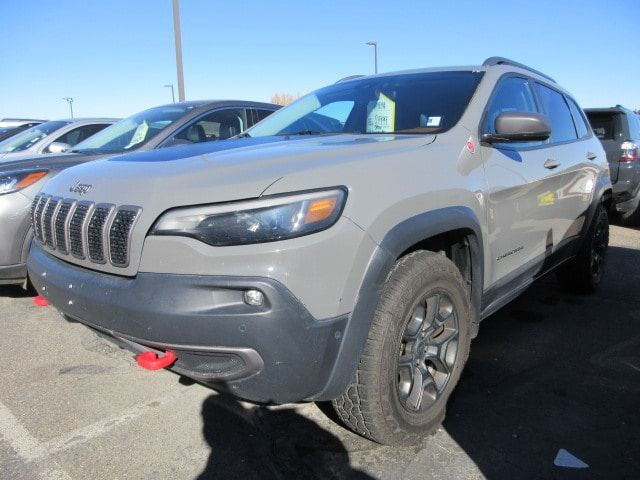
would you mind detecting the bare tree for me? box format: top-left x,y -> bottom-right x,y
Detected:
271,93 -> 300,106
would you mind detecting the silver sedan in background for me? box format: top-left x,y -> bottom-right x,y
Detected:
0,118 -> 117,160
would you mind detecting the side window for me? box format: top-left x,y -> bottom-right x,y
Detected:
483,76 -> 540,148
170,108 -> 246,145
534,84 -> 578,143
255,108 -> 276,123
628,113 -> 640,140
55,124 -> 108,147
566,98 -> 589,139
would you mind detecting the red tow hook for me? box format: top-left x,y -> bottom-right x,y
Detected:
33,295 -> 49,307
136,350 -> 177,370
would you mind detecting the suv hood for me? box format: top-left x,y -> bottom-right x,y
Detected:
38,134 -> 435,276
43,134 -> 432,207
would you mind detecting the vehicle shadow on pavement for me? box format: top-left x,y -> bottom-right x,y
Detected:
443,245 -> 640,479
197,394 -> 374,480
0,285 -> 34,298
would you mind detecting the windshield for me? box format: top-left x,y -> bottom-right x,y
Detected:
72,104 -> 194,153
248,71 -> 484,137
0,121 -> 69,153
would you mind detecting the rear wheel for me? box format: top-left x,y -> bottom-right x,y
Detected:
557,204 -> 609,293
620,196 -> 640,227
331,251 -> 471,445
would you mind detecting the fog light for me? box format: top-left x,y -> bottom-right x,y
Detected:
243,289 -> 264,306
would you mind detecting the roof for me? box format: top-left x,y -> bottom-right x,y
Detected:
584,106 -> 634,114
151,100 -> 279,110
52,118 -> 120,123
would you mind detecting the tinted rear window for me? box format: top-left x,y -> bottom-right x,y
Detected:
586,113 -> 618,140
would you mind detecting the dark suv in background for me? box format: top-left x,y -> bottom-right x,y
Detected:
585,106 -> 640,225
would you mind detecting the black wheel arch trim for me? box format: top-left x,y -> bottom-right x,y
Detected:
312,206 -> 484,400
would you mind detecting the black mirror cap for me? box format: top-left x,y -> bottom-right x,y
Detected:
483,111 -> 551,143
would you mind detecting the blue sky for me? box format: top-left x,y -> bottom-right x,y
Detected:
1,0 -> 637,119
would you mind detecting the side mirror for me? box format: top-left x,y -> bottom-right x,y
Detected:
482,112 -> 551,144
46,141 -> 72,153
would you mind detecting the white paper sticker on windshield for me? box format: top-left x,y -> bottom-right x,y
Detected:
125,121 -> 149,149
426,116 -> 441,127
366,93 -> 395,133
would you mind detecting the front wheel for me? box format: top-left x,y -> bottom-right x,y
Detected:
332,251 -> 471,445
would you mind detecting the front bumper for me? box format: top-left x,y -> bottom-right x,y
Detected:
28,244 -> 348,403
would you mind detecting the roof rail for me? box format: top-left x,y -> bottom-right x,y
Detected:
482,57 -> 556,83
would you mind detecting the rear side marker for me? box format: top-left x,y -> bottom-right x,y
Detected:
136,350 -> 177,370
33,296 -> 49,307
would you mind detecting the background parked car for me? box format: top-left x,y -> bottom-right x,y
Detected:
0,121 -> 46,143
0,100 -> 279,286
0,119 -> 117,160
0,118 -> 46,129
585,106 -> 640,225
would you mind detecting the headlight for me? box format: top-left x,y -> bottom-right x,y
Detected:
0,170 -> 48,196
151,188 -> 347,246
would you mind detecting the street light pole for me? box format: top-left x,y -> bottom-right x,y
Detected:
63,97 -> 74,119
366,41 -> 378,74
172,0 -> 185,101
164,84 -> 176,103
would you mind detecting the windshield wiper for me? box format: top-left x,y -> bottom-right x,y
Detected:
235,132 -> 251,138
71,149 -> 102,155
280,130 -> 361,136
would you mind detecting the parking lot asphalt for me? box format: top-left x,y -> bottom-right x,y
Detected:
1,225 -> 639,480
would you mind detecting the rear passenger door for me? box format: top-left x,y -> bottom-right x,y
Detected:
533,83 -> 595,250
480,76 -> 557,287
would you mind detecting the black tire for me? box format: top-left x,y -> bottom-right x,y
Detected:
556,204 -> 609,293
331,250 -> 471,446
620,199 -> 640,227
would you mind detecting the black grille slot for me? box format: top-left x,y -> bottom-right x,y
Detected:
54,201 -> 73,254
33,196 -> 47,242
31,194 -> 41,237
43,199 -> 60,248
69,204 -> 90,258
109,209 -> 139,266
87,206 -> 112,263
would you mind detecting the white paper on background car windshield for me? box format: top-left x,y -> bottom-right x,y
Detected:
125,121 -> 149,149
366,93 -> 395,133
420,115 -> 442,127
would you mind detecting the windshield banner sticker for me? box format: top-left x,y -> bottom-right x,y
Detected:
366,93 -> 395,133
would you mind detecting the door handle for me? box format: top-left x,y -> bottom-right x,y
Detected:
544,159 -> 560,169
586,152 -> 598,160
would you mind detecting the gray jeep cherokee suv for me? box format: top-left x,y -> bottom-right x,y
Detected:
28,57 -> 611,445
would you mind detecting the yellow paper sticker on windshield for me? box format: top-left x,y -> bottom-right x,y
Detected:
366,93 -> 395,133
125,121 -> 149,149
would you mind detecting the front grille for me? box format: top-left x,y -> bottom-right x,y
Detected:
69,203 -> 90,258
54,201 -> 73,254
109,209 -> 139,267
31,194 -> 141,268
87,205 -> 113,263
43,198 -> 61,248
